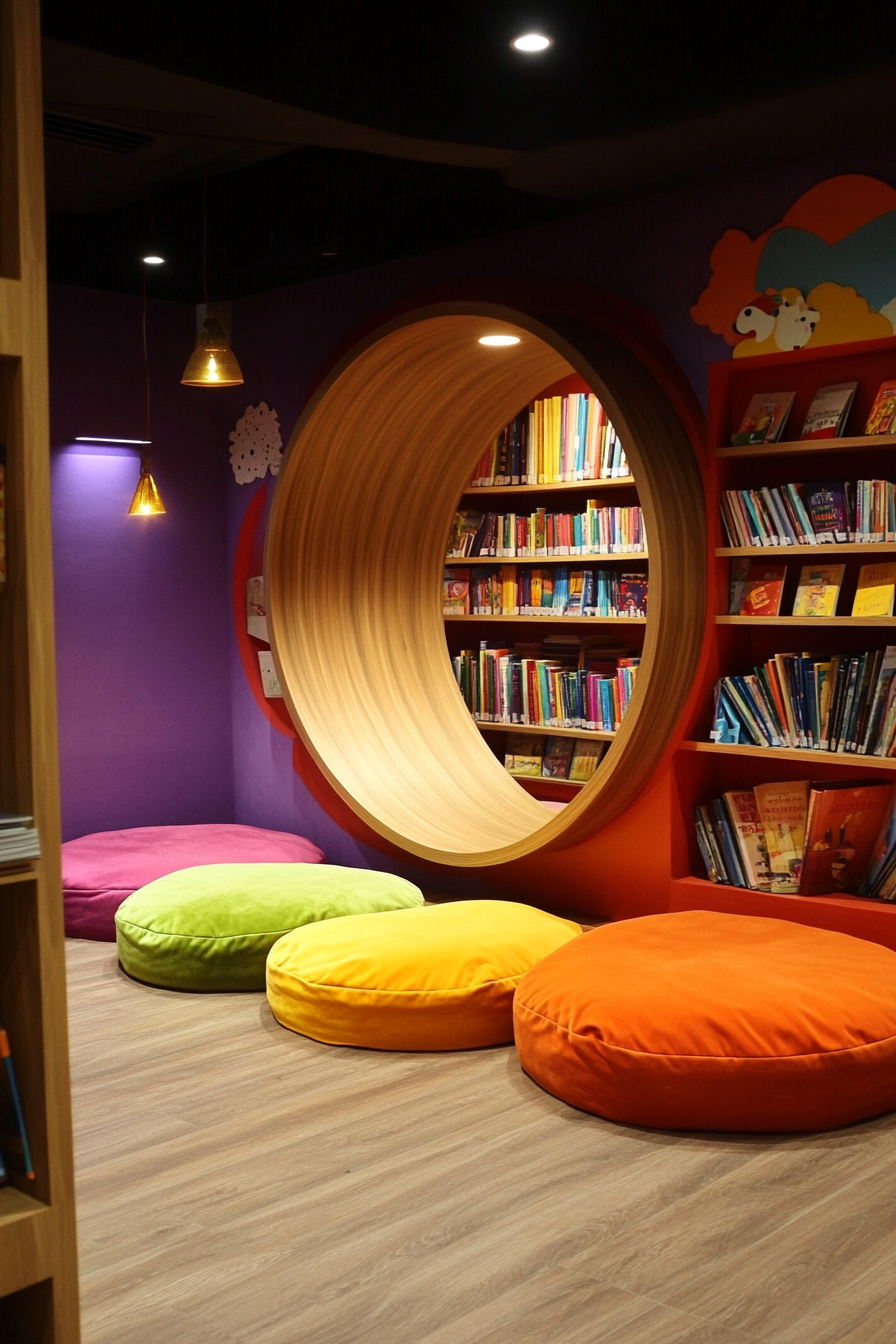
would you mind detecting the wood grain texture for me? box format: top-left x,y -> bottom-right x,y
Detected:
67,938 -> 896,1344
0,0 -> 81,1336
266,303 -> 705,864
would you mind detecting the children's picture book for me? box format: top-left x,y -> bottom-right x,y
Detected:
864,381 -> 896,436
852,563 -> 896,618
569,738 -> 605,782
792,564 -> 845,617
442,568 -> 471,616
800,382 -> 858,439
799,780 -> 894,895
504,733 -> 543,777
730,391 -> 795,446
723,791 -> 773,890
542,736 -> 575,779
257,650 -> 283,698
754,780 -> 810,892
804,482 -> 850,543
446,511 -> 483,558
739,565 -> 786,617
617,574 -> 648,617
246,575 -> 269,641
0,1028 -> 34,1180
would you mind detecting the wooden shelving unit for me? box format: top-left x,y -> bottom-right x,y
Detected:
716,615 -> 896,626
680,739 -> 896,770
0,0 -> 81,1338
717,542 -> 896,557
717,432 -> 896,459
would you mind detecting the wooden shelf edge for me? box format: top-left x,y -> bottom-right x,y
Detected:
715,615 -> 896,626
0,864 -> 38,886
716,433 -> 896,459
461,477 -> 636,494
444,614 -> 647,624
0,1186 -> 49,1231
716,543 -> 896,557
513,776 -> 586,789
476,721 -> 615,741
678,740 -> 896,769
448,551 -> 649,564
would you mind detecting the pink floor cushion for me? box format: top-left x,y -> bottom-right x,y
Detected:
63,824 -> 325,941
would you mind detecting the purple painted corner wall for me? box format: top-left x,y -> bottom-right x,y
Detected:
48,137 -> 896,870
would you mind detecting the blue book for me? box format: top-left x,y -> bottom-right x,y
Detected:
0,1029 -> 34,1180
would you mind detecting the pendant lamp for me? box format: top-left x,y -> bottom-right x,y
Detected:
181,172 -> 243,387
129,270 -> 166,516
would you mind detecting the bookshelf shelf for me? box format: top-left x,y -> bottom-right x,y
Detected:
0,1186 -> 47,1230
716,433 -> 896,459
716,542 -> 896,558
517,776 -> 586,791
461,477 -> 636,495
679,740 -> 896,770
450,551 -> 649,564
716,615 -> 896,626
0,865 -> 37,886
476,721 -> 615,741
445,614 -> 647,625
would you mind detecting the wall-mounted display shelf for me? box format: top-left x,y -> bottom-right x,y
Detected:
461,477 -> 636,495
0,0 -> 81,1336
717,542 -> 896,558
716,615 -> 896,627
717,432 -> 896,459
680,740 -> 896,770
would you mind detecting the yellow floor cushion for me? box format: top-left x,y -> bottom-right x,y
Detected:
266,900 -> 581,1050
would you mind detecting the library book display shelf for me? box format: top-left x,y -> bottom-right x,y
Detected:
266,301 -> 707,866
0,0 -> 81,1339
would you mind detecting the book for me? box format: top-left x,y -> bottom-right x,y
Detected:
503,732 -> 544,777
446,511 -> 483,557
730,391 -> 795,446
792,564 -> 845,617
852,563 -> 896,618
804,482 -> 850,544
257,650 -> 282,698
799,780 -> 894,895
739,565 -> 786,617
0,1028 -> 34,1180
442,568 -> 471,616
864,381 -> 896,436
542,737 -> 575,779
723,790 -> 773,890
569,738 -> 605,782
800,382 -> 858,439
728,557 -> 751,614
754,780 -> 809,892
246,575 -> 269,641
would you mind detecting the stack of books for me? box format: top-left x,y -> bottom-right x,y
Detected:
469,391 -> 628,486
503,733 -> 605,782
695,777 -> 896,899
448,504 -> 645,558
444,567 -> 648,619
0,813 -> 40,863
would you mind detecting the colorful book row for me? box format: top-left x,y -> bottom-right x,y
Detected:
712,646 -> 896,757
729,560 -> 896,618
444,566 -> 648,618
720,480 -> 896,549
469,392 -> 629,487
452,644 -> 640,731
448,505 -> 646,558
695,777 -> 896,900
503,732 -> 605,782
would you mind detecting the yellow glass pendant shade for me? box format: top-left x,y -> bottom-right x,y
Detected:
128,471 -> 166,515
181,317 -> 244,386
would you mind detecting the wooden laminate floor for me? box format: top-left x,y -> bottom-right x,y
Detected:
67,937 -> 896,1344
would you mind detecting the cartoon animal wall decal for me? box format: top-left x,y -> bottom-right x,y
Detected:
692,175 -> 896,357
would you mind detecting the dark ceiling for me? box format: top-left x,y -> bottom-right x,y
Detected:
41,0 -> 895,300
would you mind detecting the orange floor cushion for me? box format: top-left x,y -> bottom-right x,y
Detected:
513,910 -> 896,1132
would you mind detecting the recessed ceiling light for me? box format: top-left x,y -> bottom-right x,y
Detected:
142,255 -> 165,265
511,32 -> 552,52
479,334 -> 521,347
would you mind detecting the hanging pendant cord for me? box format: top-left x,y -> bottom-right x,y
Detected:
201,169 -> 209,310
142,272 -> 151,475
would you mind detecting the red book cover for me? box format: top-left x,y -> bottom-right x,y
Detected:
739,565 -> 786,617
799,781 -> 894,895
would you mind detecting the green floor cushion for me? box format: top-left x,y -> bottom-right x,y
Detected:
115,863 -> 424,991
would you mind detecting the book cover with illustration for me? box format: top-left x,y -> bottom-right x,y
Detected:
865,381 -> 896,436
723,791 -> 773,890
754,780 -> 810,892
800,382 -> 857,439
730,391 -> 795,446
246,575 -> 268,641
504,733 -> 544,778
442,568 -> 471,616
804,482 -> 850,543
739,565 -> 786,616
446,511 -> 483,557
792,564 -> 845,617
852,562 -> 896,618
542,737 -> 575,779
799,780 -> 894,895
569,738 -> 605,782
617,574 -> 648,617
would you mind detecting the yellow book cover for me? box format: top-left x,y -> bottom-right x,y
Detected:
852,562 -> 896,617
754,780 -> 810,892
792,564 -> 845,617
569,738 -> 604,782
504,732 -> 544,778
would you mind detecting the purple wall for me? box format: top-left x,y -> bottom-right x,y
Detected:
50,285 -> 238,840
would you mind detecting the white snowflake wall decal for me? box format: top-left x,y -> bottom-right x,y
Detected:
229,402 -> 283,483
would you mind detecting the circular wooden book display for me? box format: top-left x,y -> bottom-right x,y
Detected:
266,304 -> 705,865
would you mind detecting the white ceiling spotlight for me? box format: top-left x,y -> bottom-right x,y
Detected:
142,255 -> 165,265
511,32 -> 552,52
478,334 -> 521,347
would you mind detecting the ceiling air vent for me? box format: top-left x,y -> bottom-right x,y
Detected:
43,112 -> 153,155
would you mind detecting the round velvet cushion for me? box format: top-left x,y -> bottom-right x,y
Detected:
63,823 -> 325,941
115,864 -> 423,992
514,910 -> 896,1132
266,900 -> 581,1050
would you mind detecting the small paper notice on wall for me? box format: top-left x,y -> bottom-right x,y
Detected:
247,575 -> 269,641
258,650 -> 282,698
